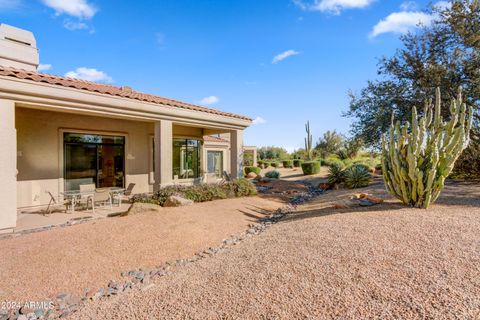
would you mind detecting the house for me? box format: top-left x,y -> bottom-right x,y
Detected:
0,24 -> 252,233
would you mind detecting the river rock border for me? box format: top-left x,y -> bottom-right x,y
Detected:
2,183 -> 323,320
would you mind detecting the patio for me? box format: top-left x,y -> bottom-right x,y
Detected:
14,203 -> 131,234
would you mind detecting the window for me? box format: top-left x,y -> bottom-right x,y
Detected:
207,151 -> 223,178
172,139 -> 201,179
64,133 -> 125,191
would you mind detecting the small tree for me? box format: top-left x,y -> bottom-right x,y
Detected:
315,130 -> 344,158
382,88 -> 473,208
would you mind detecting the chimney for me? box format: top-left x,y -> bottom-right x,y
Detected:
0,24 -> 39,71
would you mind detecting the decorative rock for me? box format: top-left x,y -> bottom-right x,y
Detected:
85,288 -> 96,300
163,196 -> 194,207
246,172 -> 257,178
359,199 -> 376,207
254,174 -> 263,181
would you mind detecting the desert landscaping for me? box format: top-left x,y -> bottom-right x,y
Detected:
1,1 -> 480,319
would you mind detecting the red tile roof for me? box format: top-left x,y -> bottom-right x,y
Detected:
203,135 -> 229,143
0,66 -> 252,121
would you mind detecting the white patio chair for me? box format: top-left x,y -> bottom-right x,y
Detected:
93,189 -> 113,211
78,183 -> 95,211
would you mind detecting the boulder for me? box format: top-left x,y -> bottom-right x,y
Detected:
163,195 -> 194,207
318,183 -> 334,190
246,172 -> 257,179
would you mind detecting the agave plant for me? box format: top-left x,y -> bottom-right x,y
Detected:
327,163 -> 345,185
343,164 -> 372,189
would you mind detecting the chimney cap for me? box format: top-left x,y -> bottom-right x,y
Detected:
0,24 -> 36,47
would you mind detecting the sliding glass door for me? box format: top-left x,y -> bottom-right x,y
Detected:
64,133 -> 125,191
172,139 -> 201,179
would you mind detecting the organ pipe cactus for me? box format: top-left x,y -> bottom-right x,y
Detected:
381,88 -> 473,208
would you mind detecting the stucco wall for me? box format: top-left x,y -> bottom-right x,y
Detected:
16,107 -> 155,208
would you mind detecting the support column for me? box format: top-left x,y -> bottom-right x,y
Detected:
154,120 -> 173,191
252,148 -> 258,167
0,100 -> 17,232
230,130 -> 244,179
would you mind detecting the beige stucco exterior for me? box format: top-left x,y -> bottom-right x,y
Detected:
0,81 -> 250,232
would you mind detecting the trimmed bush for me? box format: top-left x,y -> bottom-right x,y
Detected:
301,161 -> 321,175
327,162 -> 345,185
244,166 -> 261,176
257,160 -> 264,168
265,170 -> 281,179
282,160 -> 294,168
343,164 -> 372,189
263,161 -> 271,168
271,161 -> 280,168
323,158 -> 343,168
293,159 -> 304,167
131,179 -> 256,206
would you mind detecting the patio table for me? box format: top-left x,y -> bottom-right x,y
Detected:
61,187 -> 125,213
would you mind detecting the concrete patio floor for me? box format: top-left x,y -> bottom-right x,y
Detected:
13,203 -> 132,233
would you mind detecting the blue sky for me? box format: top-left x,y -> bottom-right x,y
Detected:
1,0 -> 440,151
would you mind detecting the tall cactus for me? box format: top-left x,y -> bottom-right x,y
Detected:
381,88 -> 473,209
305,121 -> 313,160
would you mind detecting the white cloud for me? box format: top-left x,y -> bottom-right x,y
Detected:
369,11 -> 433,38
400,1 -> 417,11
63,20 -> 95,33
369,1 -> 449,38
41,0 -> 97,19
199,96 -> 219,105
0,0 -> 20,9
37,64 -> 52,72
65,67 -> 113,83
293,0 -> 376,14
272,50 -> 301,64
252,116 -> 266,125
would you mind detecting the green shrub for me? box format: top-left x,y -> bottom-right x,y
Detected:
257,160 -> 264,168
263,162 -> 271,168
323,158 -> 343,168
265,170 -> 281,179
282,160 -> 294,168
271,161 -> 280,168
336,149 -> 349,160
233,178 -> 258,197
343,164 -> 372,189
293,159 -> 304,167
132,179 -> 256,206
301,161 -> 321,175
244,166 -> 261,176
375,163 -> 382,171
327,163 -> 345,185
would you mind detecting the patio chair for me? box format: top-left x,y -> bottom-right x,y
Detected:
44,191 -> 68,215
113,183 -> 136,205
93,189 -> 113,211
220,171 -> 232,184
78,183 -> 95,211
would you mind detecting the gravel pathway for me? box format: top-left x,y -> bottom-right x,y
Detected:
76,181 -> 480,319
0,197 -> 282,303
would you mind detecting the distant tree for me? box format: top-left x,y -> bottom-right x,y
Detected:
257,146 -> 290,160
343,137 -> 364,159
315,130 -> 344,158
344,0 -> 479,176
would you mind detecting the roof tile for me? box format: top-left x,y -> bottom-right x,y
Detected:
0,66 -> 252,121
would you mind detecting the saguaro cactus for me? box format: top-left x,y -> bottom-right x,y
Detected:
305,121 -> 313,160
381,88 -> 473,208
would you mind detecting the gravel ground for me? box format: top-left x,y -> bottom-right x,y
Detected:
76,179 -> 480,319
0,197 -> 282,303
